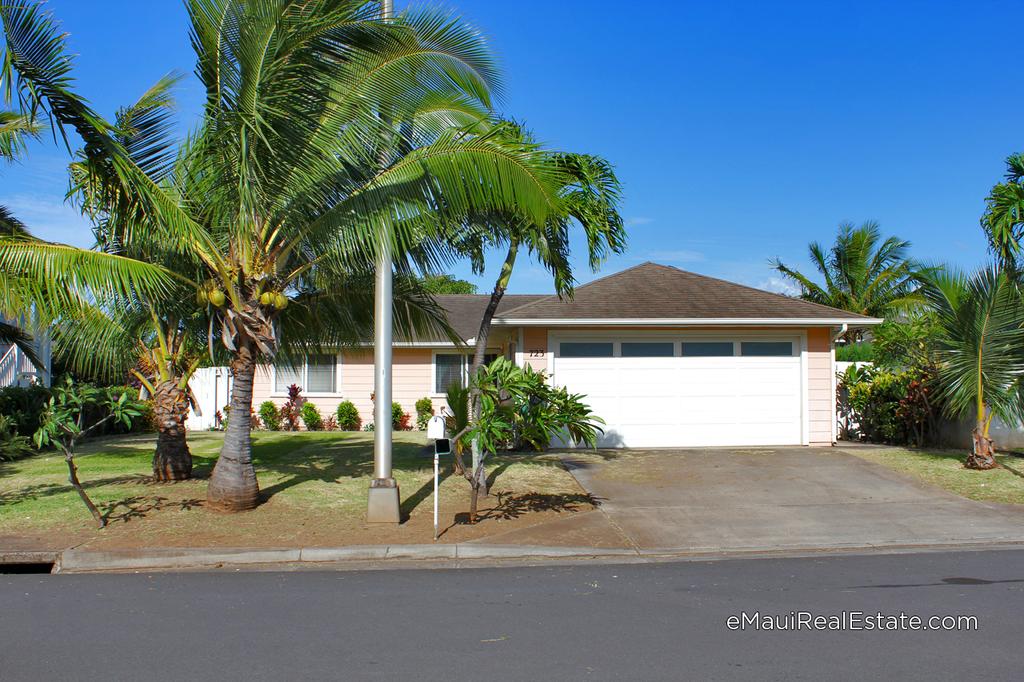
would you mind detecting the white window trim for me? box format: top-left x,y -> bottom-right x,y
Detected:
270,353 -> 343,398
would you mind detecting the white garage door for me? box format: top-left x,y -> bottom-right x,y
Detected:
551,336 -> 803,448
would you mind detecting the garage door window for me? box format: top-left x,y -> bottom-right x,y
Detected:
681,341 -> 734,357
741,341 -> 793,357
560,342 -> 614,357
621,342 -> 674,357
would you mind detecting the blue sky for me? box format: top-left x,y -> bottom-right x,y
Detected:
3,0 -> 1021,294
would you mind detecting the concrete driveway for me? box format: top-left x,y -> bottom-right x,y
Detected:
550,445 -> 1024,553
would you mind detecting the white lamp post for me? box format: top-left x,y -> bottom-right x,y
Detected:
366,0 -> 401,523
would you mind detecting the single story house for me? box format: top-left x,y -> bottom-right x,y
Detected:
250,262 -> 880,447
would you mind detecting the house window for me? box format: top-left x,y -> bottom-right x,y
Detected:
274,362 -> 303,393
559,342 -> 614,358
435,353 -> 500,393
435,354 -> 464,393
682,342 -> 734,357
741,341 -> 793,357
275,354 -> 338,393
306,354 -> 337,393
621,342 -> 674,357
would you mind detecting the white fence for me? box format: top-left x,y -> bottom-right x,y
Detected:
186,367 -> 231,431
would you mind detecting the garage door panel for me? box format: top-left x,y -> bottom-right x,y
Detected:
554,337 -> 805,448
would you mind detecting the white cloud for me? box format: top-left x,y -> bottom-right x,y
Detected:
626,216 -> 654,227
757,276 -> 801,296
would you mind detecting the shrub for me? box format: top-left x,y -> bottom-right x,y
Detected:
836,341 -> 874,362
323,415 -> 338,431
363,421 -> 374,432
392,401 -> 409,430
0,384 -> 52,436
300,402 -> 323,431
0,413 -> 34,461
336,400 -> 361,431
280,384 -> 304,431
258,401 -> 281,431
842,368 -> 936,445
415,397 -> 434,430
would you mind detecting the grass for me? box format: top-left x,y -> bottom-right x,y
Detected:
842,446 -> 1024,505
0,431 -> 593,549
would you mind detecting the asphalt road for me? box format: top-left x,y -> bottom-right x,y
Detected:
2,549 -> 1023,681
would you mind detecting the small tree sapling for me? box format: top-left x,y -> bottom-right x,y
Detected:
33,378 -> 145,528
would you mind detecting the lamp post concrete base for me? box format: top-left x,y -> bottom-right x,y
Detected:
367,478 -> 401,523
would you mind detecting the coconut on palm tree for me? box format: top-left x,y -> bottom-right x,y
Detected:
2,0 -> 571,511
923,267 -> 1024,469
771,221 -> 925,339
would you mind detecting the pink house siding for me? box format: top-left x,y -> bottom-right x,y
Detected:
806,327 -> 834,445
521,327 -> 548,372
252,348 -> 440,429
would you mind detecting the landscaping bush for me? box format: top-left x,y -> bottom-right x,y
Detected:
363,422 -> 374,432
392,402 -> 410,431
279,384 -> 304,431
336,400 -> 360,431
323,415 -> 338,431
258,401 -> 281,431
300,402 -> 323,431
415,397 -> 434,430
836,341 -> 874,362
842,368 -> 937,446
0,384 -> 52,437
0,414 -> 34,461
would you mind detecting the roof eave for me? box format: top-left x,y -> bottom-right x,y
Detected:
492,317 -> 884,327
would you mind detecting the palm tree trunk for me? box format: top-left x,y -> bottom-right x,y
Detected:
966,419 -> 997,470
468,239 -> 519,498
207,339 -> 260,511
152,380 -> 192,481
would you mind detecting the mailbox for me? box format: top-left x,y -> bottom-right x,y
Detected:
427,414 -> 446,440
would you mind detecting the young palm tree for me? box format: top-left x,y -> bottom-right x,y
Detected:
771,221 -> 924,339
981,153 -> 1024,275
923,268 -> 1024,469
456,146 -> 625,490
2,1 -> 569,511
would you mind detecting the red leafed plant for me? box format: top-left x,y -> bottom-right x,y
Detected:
280,384 -> 305,431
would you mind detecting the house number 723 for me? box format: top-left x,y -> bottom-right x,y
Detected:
528,349 -> 545,358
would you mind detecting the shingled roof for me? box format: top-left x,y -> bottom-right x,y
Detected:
493,262 -> 878,322
431,294 -> 547,341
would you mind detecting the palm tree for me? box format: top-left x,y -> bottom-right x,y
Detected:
453,144 -> 624,493
771,221 -> 924,339
2,1 -> 569,511
923,268 -> 1024,469
981,153 -> 1024,275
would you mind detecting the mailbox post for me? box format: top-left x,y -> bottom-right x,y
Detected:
427,415 -> 448,540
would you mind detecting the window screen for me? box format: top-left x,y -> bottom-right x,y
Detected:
435,354 -> 464,393
621,342 -> 674,357
559,342 -> 614,357
681,342 -> 734,357
274,362 -> 302,393
741,341 -> 793,357
306,354 -> 337,393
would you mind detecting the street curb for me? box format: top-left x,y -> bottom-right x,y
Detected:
53,544 -> 638,573
18,539 -> 1024,573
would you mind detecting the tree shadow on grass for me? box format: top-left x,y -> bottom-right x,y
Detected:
101,496 -> 206,525
0,474 -> 149,506
457,491 -> 600,524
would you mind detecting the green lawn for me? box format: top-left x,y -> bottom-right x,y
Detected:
0,431 -> 592,549
842,446 -> 1024,505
